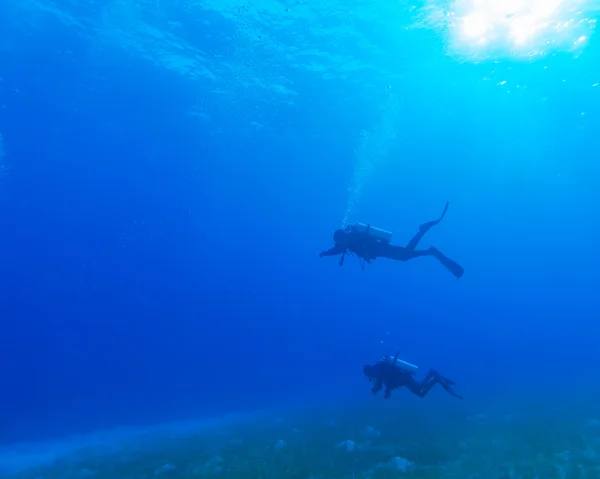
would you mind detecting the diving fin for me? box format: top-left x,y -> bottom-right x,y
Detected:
431,370 -> 456,386
418,201 -> 450,233
432,370 -> 463,399
440,382 -> 464,399
430,247 -> 464,279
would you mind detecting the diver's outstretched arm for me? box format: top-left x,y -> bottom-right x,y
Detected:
406,201 -> 450,250
319,245 -> 344,258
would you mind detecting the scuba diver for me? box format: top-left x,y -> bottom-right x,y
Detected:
363,352 -> 464,400
318,201 -> 464,278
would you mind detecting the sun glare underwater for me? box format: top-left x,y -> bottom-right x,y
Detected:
425,0 -> 599,60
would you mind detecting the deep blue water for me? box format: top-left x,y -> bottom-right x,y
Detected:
1,0 -> 600,447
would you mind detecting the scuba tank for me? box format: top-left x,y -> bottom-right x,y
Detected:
381,355 -> 419,374
354,223 -> 392,243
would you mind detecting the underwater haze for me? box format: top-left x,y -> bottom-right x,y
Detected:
1,0 -> 600,477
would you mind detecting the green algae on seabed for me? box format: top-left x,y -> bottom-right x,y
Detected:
9,397 -> 600,479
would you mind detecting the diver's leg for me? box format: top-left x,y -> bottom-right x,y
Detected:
374,244 -> 433,261
406,201 -> 450,250
404,372 -> 435,398
376,244 -> 463,278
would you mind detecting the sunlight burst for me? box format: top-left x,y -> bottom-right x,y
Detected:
444,0 -> 598,58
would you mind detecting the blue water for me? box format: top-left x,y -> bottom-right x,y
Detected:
1,0 -> 600,467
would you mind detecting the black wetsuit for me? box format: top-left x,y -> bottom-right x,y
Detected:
319,201 -> 464,278
364,357 -> 464,400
